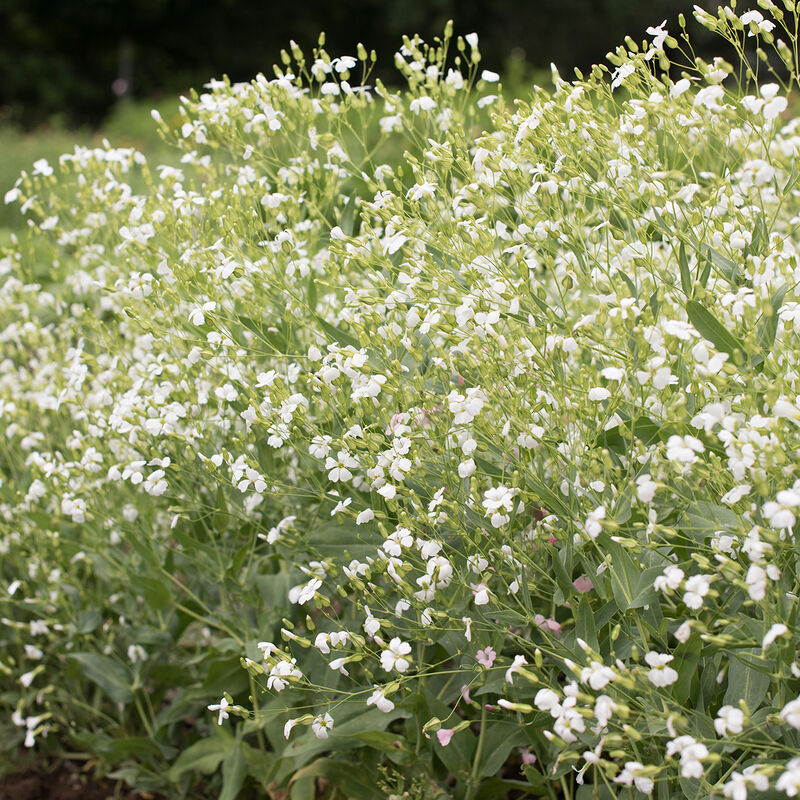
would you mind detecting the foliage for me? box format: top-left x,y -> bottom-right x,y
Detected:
3,6 -> 800,800
0,0 -> 699,127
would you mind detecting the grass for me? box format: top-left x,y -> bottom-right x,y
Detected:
0,98 -> 180,235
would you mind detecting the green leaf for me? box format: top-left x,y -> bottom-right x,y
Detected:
679,776 -> 703,800
678,242 -> 691,296
478,723 -> 528,778
136,575 -> 172,610
575,595 -> 599,653
254,572 -> 293,608
698,255 -> 712,289
679,501 -> 742,543
686,300 -> 745,358
549,546 -> 574,598
576,783 -> 618,800
290,758 -> 376,800
74,608 -> 103,634
434,724 -> 476,779
700,244 -> 744,285
306,272 -> 318,313
315,314 -> 360,349
671,634 -> 702,704
306,521 -> 379,559
168,736 -> 230,781
755,284 -> 790,360
220,740 -> 248,800
241,742 -> 276,790
68,653 -> 133,705
724,650 -> 772,712
338,194 -> 358,236
290,772 -> 316,799
606,542 -> 658,611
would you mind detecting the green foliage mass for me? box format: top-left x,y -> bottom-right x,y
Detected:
3,6 -> 800,800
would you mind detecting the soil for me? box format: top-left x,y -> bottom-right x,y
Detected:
0,761 -> 165,800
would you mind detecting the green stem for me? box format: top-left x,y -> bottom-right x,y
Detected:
465,704 -> 487,800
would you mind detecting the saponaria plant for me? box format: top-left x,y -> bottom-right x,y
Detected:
3,4 -> 800,799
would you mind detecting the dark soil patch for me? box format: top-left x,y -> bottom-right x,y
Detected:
0,761 -> 164,800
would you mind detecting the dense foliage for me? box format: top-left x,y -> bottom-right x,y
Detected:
4,4 -> 800,799
1,0 -> 697,126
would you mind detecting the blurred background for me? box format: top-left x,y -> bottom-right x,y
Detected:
0,0 -> 736,232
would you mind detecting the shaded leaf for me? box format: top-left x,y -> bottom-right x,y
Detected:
686,300 -> 744,358
68,653 -> 133,705
724,650 -> 771,712
168,736 -> 230,781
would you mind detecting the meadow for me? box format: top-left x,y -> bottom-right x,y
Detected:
3,5 -> 800,799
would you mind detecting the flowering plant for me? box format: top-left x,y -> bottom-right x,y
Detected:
4,5 -> 800,799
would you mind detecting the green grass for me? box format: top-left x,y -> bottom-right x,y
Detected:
0,98 -> 179,235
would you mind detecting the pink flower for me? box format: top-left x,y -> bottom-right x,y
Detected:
520,748 -> 537,765
476,646 -> 497,668
470,582 -> 490,605
533,614 -> 562,635
437,728 -> 454,746
548,535 -> 557,545
460,685 -> 472,704
573,576 -> 593,593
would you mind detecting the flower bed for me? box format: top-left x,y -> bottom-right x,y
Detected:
3,7 -> 800,799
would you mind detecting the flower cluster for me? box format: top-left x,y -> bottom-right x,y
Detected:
2,6 -> 800,798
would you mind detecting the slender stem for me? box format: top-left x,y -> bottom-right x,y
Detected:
465,704 -> 487,800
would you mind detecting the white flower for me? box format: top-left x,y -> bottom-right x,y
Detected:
580,660 -> 616,690
363,607 -> 381,638
780,696 -> 800,729
611,62 -> 635,91
283,718 -> 299,739
356,509 -> 374,525
288,577 -> 322,605
654,565 -> 684,593
741,10 -> 776,36
645,651 -> 678,687
683,574 -> 711,609
534,688 -> 561,715
763,489 -> 800,530
448,387 -> 487,424
674,621 -> 692,643
409,96 -> 436,114
777,758 -> 800,796
670,77 -> 691,97
482,484 -> 517,528
380,637 -> 412,673
666,434 -> 704,464
588,387 -> 611,401
636,474 -> 658,503
646,19 -> 669,50
481,70 -> 500,82
715,705 -> 744,737
189,301 -> 216,326
458,458 -> 476,478
583,506 -> 605,540
667,736 -> 708,779
471,582 -> 490,606
325,450 -> 359,483
763,623 -> 788,650
366,687 -> 395,713
312,712 -> 334,738
721,484 -> 751,505
208,697 -> 230,725
593,694 -> 617,729
746,564 -> 768,602
723,767 -> 768,800
505,654 -> 528,684
267,659 -> 302,692
614,762 -> 654,795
